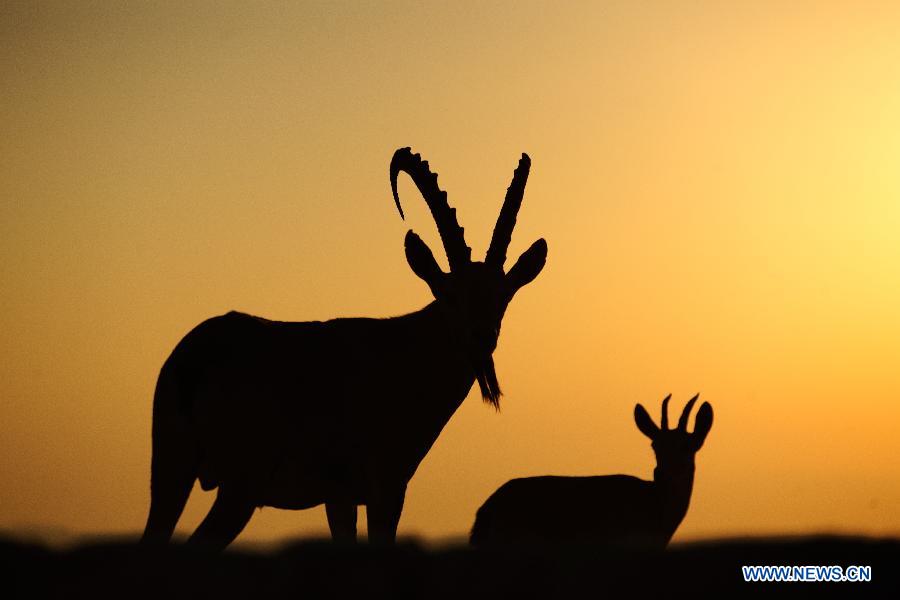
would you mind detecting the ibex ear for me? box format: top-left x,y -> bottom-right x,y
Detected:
634,404 -> 659,440
691,402 -> 714,450
405,230 -> 445,294
505,238 -> 547,297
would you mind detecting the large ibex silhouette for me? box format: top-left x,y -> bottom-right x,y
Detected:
141,148 -> 548,549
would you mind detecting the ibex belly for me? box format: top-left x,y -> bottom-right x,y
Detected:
189,363 -> 362,507
258,449 -> 368,509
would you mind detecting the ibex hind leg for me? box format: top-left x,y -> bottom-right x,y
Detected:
141,369 -> 198,545
141,414 -> 199,543
186,488 -> 255,551
142,456 -> 196,545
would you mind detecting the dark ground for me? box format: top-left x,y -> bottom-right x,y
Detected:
3,534 -> 897,599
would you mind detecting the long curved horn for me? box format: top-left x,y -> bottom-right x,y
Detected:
678,394 -> 700,431
485,153 -> 531,269
660,393 -> 672,430
390,147 -> 471,271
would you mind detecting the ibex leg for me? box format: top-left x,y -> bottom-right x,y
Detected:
142,370 -> 197,545
367,484 -> 406,544
141,467 -> 195,545
187,488 -> 255,551
325,502 -> 358,543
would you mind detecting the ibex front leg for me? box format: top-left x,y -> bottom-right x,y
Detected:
325,502 -> 358,543
366,482 -> 407,544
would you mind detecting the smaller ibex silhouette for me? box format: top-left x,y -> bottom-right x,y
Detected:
470,394 -> 713,549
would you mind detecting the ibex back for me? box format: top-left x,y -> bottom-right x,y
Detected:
142,148 -> 548,549
470,394 -> 713,550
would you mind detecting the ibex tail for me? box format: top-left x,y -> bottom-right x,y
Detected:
469,494 -> 497,547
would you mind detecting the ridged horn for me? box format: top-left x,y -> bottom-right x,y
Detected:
485,153 -> 531,269
390,147 -> 471,271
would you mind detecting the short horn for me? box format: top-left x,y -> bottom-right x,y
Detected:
390,147 -> 471,271
485,153 -> 531,269
678,394 -> 700,431
660,393 -> 672,430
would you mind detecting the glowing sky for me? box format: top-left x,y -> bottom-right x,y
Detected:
2,1 -> 899,545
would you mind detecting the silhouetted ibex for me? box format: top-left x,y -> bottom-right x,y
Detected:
142,148 -> 548,549
470,394 -> 713,549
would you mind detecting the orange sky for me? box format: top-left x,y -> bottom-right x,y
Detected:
2,1 -> 899,546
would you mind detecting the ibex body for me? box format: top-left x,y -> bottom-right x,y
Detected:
142,148 -> 547,549
470,395 -> 713,550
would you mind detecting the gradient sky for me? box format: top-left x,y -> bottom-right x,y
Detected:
2,1 -> 899,546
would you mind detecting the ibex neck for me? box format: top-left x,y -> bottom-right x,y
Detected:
652,465 -> 695,543
398,300 -> 478,398
386,302 -> 478,480
414,300 -> 455,328
408,301 -> 471,351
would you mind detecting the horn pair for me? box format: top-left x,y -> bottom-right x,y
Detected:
660,393 -> 700,431
390,147 -> 530,271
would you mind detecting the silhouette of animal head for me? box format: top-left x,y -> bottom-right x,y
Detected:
634,394 -> 713,479
390,147 -> 547,409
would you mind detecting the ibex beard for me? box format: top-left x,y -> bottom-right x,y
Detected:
475,356 -> 502,409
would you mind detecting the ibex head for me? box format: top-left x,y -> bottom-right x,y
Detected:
634,394 -> 714,478
390,147 -> 548,409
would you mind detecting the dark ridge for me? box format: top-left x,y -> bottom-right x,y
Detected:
3,534 -> 897,599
